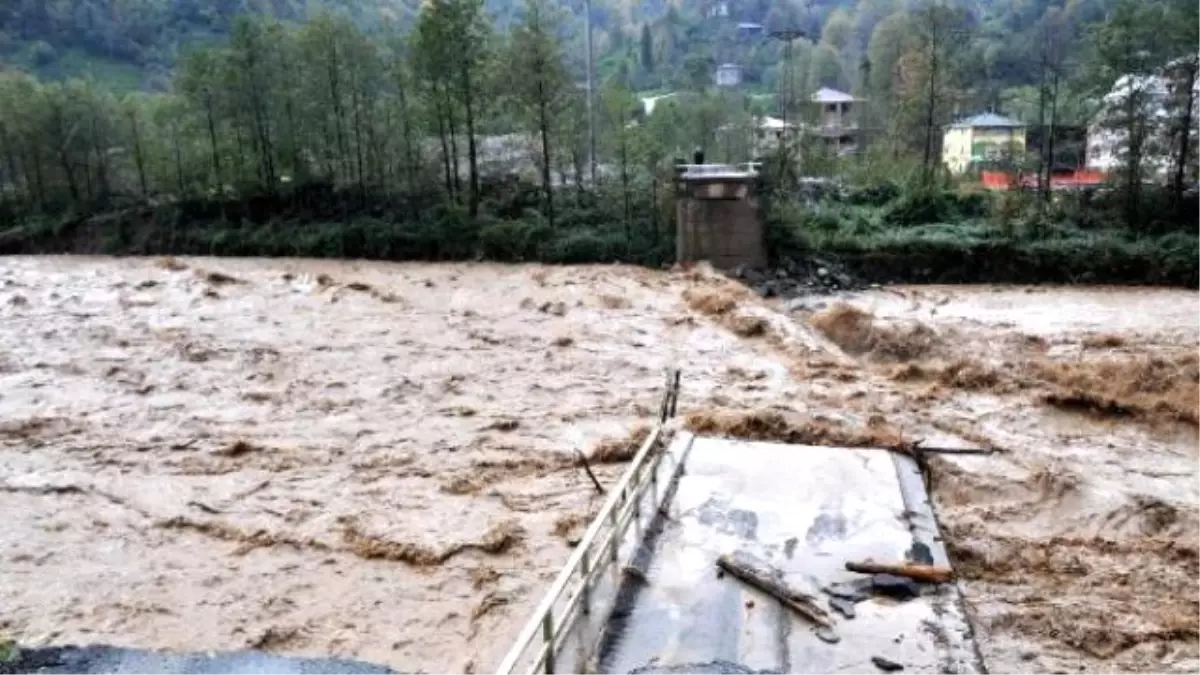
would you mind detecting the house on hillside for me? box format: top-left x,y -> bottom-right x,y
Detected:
737,22 -> 764,39
808,87 -> 862,156
1084,70 -> 1195,180
718,116 -> 798,158
706,0 -> 730,17
942,112 -> 1027,174
715,63 -> 743,87
752,116 -> 798,156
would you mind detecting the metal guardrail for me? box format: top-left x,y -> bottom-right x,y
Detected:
495,368 -> 682,675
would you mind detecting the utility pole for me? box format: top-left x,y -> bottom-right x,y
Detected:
767,28 -> 804,127
768,27 -> 805,181
585,0 -> 597,184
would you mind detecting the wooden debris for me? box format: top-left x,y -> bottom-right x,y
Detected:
716,550 -> 834,628
844,560 -> 954,584
572,449 -> 605,494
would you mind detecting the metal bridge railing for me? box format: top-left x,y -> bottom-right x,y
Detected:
495,368 -> 681,675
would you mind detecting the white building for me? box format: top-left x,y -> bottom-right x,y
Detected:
1087,63 -> 1198,180
715,63 -> 743,87
1086,74 -> 1172,177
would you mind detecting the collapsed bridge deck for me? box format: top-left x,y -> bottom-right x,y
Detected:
499,430 -> 985,674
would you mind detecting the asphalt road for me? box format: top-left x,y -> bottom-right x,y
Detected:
0,646 -> 394,675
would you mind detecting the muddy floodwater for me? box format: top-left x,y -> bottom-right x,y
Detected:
1,256 -> 1196,674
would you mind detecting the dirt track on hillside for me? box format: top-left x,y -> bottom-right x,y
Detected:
0,257 -> 1195,673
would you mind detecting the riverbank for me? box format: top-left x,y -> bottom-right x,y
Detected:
4,177 -> 1197,289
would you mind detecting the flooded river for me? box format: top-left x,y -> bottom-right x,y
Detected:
0,256 -> 1195,673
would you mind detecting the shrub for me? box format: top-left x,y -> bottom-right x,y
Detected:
479,214 -> 553,261
845,182 -> 901,206
539,229 -> 620,264
882,190 -> 956,226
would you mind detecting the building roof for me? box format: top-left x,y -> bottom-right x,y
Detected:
812,87 -> 855,103
717,63 -> 741,70
949,112 -> 1024,129
759,116 -> 795,130
640,93 -> 677,116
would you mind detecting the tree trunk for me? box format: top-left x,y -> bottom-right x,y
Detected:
620,127 -> 631,245
0,123 -> 23,207
205,95 -> 223,192
352,85 -> 366,199
127,108 -> 148,198
285,96 -> 301,183
82,141 -> 95,203
52,107 -> 80,206
234,123 -> 248,186
396,74 -> 419,194
174,131 -> 186,197
436,106 -> 453,197
1172,59 -> 1197,206
1123,93 -> 1144,227
327,35 -> 349,184
27,141 -> 47,211
445,85 -> 462,199
650,174 -> 659,244
250,95 -> 276,192
1044,71 -> 1059,205
536,78 -> 555,228
461,64 -> 480,218
91,111 -> 110,204
1035,57 -> 1048,209
921,17 -> 939,186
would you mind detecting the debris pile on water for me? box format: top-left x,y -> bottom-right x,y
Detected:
682,408 -> 913,453
340,518 -> 525,566
589,424 -> 654,464
1028,353 -> 1199,425
808,304 -> 940,362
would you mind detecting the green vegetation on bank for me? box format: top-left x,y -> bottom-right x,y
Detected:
1,181 -> 674,266
764,184 -> 1198,286
0,0 -> 1195,288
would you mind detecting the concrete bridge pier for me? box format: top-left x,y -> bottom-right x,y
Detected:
675,164 -> 765,271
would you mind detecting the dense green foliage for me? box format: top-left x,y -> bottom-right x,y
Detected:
0,0 -> 1170,100
0,0 -> 1195,288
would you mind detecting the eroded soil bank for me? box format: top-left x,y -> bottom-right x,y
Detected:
0,257 -> 1195,673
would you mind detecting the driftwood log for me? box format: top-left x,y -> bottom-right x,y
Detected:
844,560 -> 955,584
716,551 -> 833,628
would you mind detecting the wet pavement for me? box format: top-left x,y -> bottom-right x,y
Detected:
594,435 -> 983,675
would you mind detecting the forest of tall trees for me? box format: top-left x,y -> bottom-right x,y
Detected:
0,0 -> 1195,284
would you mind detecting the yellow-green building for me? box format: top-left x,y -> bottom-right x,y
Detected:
942,112 -> 1027,174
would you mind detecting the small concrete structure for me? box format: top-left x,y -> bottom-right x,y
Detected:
675,164 -> 766,271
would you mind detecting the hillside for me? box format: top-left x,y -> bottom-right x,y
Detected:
0,0 -> 427,89
0,0 -> 1124,96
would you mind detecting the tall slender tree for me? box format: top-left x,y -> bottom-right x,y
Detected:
1164,0 -> 1199,206
507,0 -> 571,227
1088,0 -> 1170,225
